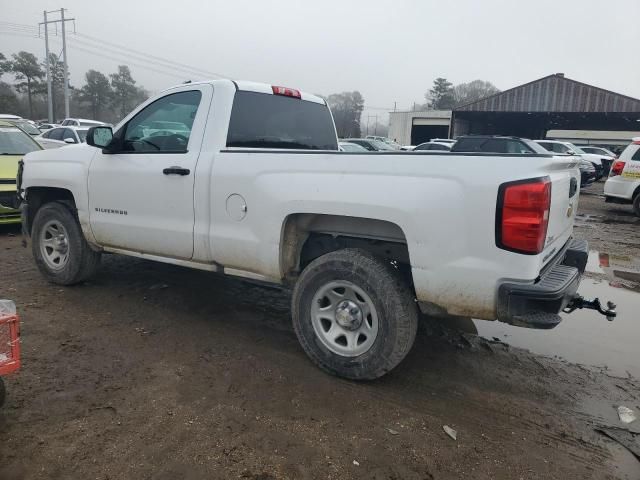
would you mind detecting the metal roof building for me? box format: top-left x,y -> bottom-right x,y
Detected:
451,73 -> 640,139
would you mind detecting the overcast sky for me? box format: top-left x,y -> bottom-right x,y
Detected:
2,0 -> 639,120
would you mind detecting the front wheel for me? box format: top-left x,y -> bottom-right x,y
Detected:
292,249 -> 418,380
31,202 -> 101,285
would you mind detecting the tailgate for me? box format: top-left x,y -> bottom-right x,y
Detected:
543,155 -> 581,257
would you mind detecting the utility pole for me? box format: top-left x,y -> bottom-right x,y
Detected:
39,8 -> 75,121
43,11 -> 53,123
374,114 -> 378,135
60,8 -> 70,118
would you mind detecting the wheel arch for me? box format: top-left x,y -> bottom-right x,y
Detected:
24,186 -> 77,235
279,213 -> 410,284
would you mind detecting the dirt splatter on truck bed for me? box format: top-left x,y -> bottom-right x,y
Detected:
0,183 -> 639,479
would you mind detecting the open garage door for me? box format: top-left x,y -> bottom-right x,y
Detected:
410,124 -> 449,145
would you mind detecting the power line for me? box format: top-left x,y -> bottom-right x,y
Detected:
52,40 -> 192,81
65,36 -> 218,80
74,32 -> 228,79
0,31 -> 40,39
0,20 -> 230,79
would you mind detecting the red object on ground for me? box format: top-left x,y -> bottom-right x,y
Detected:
0,310 -> 20,376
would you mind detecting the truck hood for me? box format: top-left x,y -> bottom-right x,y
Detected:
23,143 -> 96,166
0,154 -> 22,191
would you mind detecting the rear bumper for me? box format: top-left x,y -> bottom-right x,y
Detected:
604,176 -> 637,201
496,238 -> 588,329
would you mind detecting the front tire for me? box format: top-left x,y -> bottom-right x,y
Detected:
31,202 -> 101,285
292,249 -> 418,380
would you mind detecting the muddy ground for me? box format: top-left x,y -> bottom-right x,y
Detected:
0,183 -> 639,480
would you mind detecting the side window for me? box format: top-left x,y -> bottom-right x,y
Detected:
632,147 -> 640,161
507,140 -> 532,154
49,128 -> 65,141
122,90 -> 202,153
554,144 -> 569,153
41,130 -> 50,139
63,129 -> 76,142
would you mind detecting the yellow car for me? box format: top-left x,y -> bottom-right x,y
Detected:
0,120 -> 42,224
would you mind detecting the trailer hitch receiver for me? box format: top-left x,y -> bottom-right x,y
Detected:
563,295 -> 617,321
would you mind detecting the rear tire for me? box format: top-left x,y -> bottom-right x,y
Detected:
633,194 -> 640,218
31,202 -> 101,285
292,249 -> 418,380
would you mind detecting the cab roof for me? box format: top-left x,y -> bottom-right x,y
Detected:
161,78 -> 326,105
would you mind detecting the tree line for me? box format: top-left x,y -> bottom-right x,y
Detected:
425,77 -> 500,110
0,50 -> 149,123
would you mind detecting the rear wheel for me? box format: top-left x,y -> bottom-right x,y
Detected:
31,202 -> 101,285
633,194 -> 640,217
292,249 -> 418,380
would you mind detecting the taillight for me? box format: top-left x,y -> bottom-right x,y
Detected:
496,177 -> 551,255
610,161 -> 626,176
272,85 -> 301,99
599,253 -> 610,268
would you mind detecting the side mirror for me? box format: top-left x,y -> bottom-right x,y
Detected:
86,126 -> 114,150
566,149 -> 575,155
64,137 -> 76,144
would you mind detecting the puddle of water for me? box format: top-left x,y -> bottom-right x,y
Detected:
474,251 -> 640,377
575,212 -> 640,227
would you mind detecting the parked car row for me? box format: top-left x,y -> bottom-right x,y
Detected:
0,120 -> 42,224
0,114 -> 110,150
604,137 -> 640,216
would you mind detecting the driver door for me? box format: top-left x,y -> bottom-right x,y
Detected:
88,85 -> 212,259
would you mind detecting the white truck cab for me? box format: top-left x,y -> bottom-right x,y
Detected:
17,79 -> 614,379
604,137 -> 640,216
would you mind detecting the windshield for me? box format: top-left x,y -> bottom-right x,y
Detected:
0,126 -> 41,155
77,129 -> 89,142
340,142 -> 367,152
566,143 -> 586,154
370,140 -> 395,150
522,139 -> 551,154
11,120 -> 40,136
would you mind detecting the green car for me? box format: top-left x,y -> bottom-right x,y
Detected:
0,120 -> 42,224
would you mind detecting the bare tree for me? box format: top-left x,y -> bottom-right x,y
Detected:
453,80 -> 500,106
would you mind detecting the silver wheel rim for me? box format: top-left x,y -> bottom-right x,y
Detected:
311,280 -> 379,357
39,220 -> 70,270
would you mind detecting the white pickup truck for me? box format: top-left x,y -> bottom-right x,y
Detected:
18,79 -> 611,379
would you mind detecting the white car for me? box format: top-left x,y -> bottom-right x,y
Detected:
431,138 -> 456,145
36,126 -> 89,149
577,145 -> 617,158
604,137 -> 640,216
338,141 -> 367,152
535,140 -> 606,179
413,141 -> 452,151
19,78 -> 607,379
60,118 -> 107,127
576,145 -> 617,174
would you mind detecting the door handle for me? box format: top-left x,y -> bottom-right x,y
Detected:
163,166 -> 190,176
